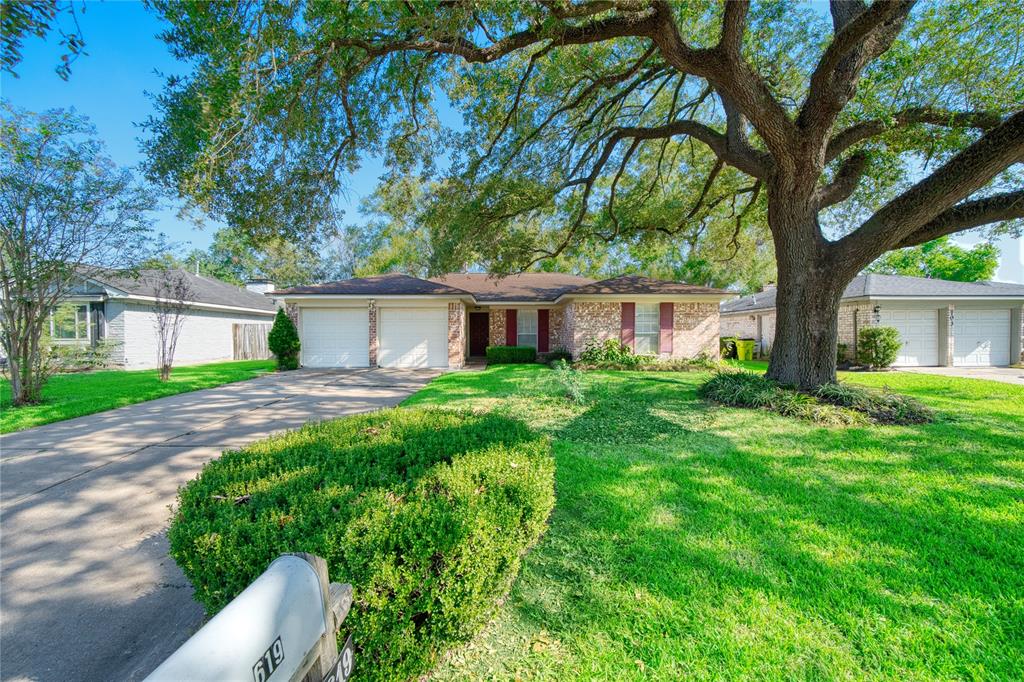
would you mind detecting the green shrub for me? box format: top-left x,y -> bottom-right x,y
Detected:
815,381 -> 934,424
578,338 -> 654,367
696,370 -> 940,426
857,326 -> 901,369
486,345 -> 537,364
168,408 -> 555,681
552,359 -> 585,404
267,309 -> 300,370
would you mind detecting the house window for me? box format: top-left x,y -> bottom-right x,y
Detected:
517,309 -> 538,348
50,303 -> 89,343
635,303 -> 659,354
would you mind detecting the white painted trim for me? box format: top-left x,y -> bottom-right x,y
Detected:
280,294 -> 471,303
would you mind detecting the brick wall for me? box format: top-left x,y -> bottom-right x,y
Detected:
572,302 -> 621,356
672,302 -> 720,359
548,306 -> 568,353
448,302 -> 465,368
488,307 -> 506,346
720,313 -> 757,338
837,302 -> 874,360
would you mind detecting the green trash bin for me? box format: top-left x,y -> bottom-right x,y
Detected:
735,339 -> 756,361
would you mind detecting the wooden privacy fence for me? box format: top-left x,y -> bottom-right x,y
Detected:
233,323 -> 272,360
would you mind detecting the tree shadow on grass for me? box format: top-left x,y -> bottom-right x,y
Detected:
457,386 -> 1024,679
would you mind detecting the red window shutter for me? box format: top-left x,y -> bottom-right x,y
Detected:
659,302 -> 674,354
538,309 -> 550,352
620,302 -> 635,349
505,309 -> 517,346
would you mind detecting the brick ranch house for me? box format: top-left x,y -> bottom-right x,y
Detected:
272,273 -> 734,369
721,273 -> 1024,367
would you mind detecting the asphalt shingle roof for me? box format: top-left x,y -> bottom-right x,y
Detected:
277,272 -> 734,302
93,269 -> 277,312
720,273 -> 1024,314
276,273 -> 472,297
429,273 -> 595,302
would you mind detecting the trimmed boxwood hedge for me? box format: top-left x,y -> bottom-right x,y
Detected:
168,408 -> 554,681
485,345 -> 537,363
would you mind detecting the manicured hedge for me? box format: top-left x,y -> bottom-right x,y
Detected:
486,345 -> 537,363
169,408 -> 554,681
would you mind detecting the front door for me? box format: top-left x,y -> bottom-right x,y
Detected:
469,312 -> 489,356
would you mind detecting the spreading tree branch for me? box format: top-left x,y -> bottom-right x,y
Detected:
826,107 -> 1003,161
837,109 -> 1024,260
894,189 -> 1024,248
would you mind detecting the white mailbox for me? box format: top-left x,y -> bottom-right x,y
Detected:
146,553 -> 353,682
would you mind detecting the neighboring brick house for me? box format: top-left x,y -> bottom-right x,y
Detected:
46,269 -> 277,369
273,273 -> 733,369
720,273 -> 1024,367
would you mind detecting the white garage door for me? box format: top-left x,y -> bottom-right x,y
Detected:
954,309 -> 1010,366
878,308 -> 939,366
379,307 -> 449,368
301,308 -> 369,368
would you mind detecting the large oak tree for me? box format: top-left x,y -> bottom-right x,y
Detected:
146,0 -> 1024,388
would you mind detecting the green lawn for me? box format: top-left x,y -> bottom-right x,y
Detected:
1,360 -> 275,433
404,364 -> 1024,680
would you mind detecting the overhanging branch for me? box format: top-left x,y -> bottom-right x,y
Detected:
826,107 -> 1003,161
895,189 -> 1024,248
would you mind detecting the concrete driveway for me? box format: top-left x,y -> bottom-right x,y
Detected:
0,368 -> 440,682
899,365 -> 1024,386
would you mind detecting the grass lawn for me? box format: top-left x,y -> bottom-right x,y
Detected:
404,364 -> 1024,680
0,359 -> 275,433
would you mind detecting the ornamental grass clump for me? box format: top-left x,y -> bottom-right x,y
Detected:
169,408 -> 554,681
699,369 -> 932,426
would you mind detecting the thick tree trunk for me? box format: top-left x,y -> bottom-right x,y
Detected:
763,182 -> 853,390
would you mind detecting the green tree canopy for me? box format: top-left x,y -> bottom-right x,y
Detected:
866,236 -> 999,282
144,0 -> 1024,388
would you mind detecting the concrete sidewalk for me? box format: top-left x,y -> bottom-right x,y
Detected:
898,365 -> 1024,386
0,368 -> 439,682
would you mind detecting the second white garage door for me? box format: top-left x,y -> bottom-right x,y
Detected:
878,308 -> 939,366
301,308 -> 369,368
378,307 -> 449,368
954,309 -> 1010,366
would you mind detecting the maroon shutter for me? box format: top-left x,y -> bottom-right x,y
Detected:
659,302 -> 674,354
538,309 -> 550,352
620,302 -> 635,349
505,309 -> 517,346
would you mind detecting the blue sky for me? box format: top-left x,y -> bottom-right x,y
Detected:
1,0 -> 388,252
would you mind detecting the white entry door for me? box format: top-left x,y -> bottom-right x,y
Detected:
301,308 -> 369,367
378,307 -> 449,368
878,308 -> 939,366
954,309 -> 1010,366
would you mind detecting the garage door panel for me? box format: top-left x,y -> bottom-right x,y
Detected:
301,308 -> 369,368
379,308 -> 449,368
878,309 -> 938,367
954,310 -> 1010,366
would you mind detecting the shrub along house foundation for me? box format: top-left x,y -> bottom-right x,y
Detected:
273,273 -> 734,369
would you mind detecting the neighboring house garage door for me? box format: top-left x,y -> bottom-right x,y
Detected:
301,308 -> 369,368
379,307 -> 449,368
878,308 -> 939,366
954,309 -> 1010,366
